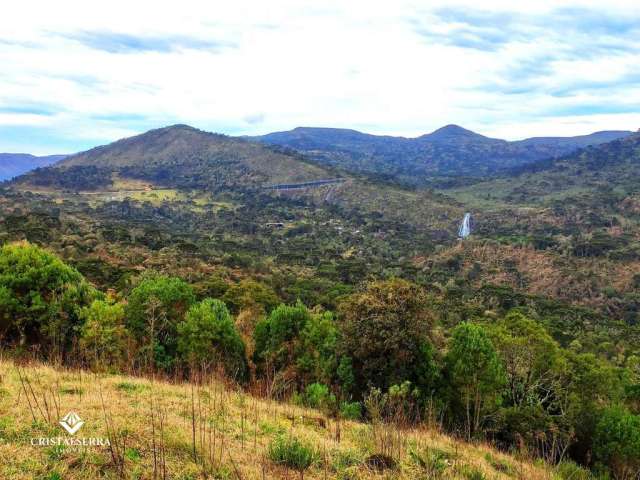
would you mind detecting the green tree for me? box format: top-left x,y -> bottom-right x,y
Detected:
194,273 -> 229,300
446,322 -> 505,439
337,279 -> 438,398
253,301 -> 341,391
624,355 -> 640,413
296,311 -> 339,386
564,351 -> 623,465
222,279 -> 279,314
594,406 -> 640,479
79,299 -> 127,371
125,273 -> 195,371
177,298 -> 248,381
0,241 -> 96,354
253,301 -> 311,375
490,311 -> 566,408
489,311 -> 571,459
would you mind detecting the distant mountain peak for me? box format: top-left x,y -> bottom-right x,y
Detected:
426,124 -> 484,139
162,123 -> 199,132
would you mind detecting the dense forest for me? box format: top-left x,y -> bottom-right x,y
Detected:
2,125 -> 640,479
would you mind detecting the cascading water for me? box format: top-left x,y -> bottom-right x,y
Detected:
458,213 -> 472,239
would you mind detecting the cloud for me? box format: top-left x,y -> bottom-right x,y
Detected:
413,5 -> 640,55
243,113 -> 266,125
0,103 -> 60,116
58,31 -> 236,54
540,103 -> 640,117
417,5 -> 640,113
411,9 -> 526,52
0,0 -> 639,153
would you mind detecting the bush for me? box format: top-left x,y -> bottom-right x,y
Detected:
339,401 -> 362,420
296,312 -> 338,386
177,298 -> 248,380
409,447 -> 454,478
268,435 -> 317,472
302,383 -> 336,411
556,460 -> 591,480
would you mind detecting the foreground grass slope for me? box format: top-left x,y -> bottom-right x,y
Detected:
0,359 -> 555,480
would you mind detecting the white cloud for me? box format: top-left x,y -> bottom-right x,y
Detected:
0,0 -> 639,153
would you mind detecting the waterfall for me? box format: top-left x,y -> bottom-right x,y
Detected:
458,213 -> 472,239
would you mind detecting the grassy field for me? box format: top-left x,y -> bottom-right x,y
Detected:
0,359 -> 557,480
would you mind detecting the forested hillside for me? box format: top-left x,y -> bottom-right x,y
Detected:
251,125 -> 632,187
1,125 -> 640,479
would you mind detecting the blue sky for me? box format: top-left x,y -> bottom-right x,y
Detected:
1,0 -> 639,154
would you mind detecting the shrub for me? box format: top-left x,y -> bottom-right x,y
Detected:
296,312 -> 339,386
409,447 -> 453,478
339,401 -> 362,420
254,302 -> 310,368
556,460 -> 591,480
268,435 -> 317,472
302,383 -> 336,411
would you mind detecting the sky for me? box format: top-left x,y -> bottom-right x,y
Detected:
1,0 -> 639,154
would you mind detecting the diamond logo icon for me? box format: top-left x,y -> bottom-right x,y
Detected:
59,411 -> 84,435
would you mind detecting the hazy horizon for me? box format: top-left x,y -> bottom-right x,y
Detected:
1,121 -> 637,157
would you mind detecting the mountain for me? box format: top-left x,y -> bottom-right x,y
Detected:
0,153 -> 66,181
20,124 -> 331,191
449,130 -> 640,206
418,124 -> 491,142
12,124 -> 461,244
60,124 -> 327,180
251,126 -> 633,186
514,130 -> 632,149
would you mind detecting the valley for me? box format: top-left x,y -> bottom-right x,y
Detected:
1,123 -> 640,479
3,3 -> 640,478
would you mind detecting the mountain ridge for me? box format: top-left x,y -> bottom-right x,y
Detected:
251,125 -> 634,186
0,153 -> 67,181
14,124 -> 339,193
447,131 -> 640,206
8,123 -> 636,189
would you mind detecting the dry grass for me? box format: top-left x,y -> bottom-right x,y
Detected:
0,358 -> 555,479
